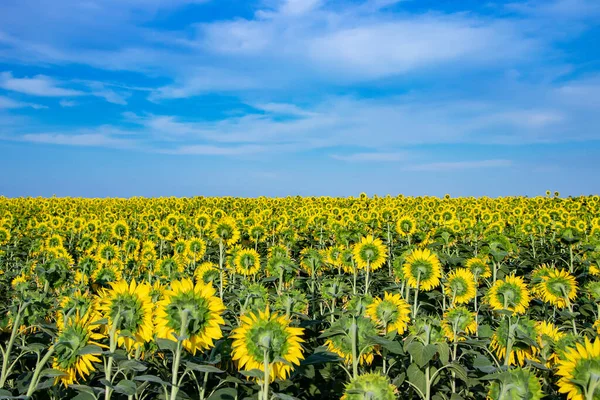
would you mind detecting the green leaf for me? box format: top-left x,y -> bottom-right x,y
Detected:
207,388 -> 237,400
318,328 -> 346,339
473,355 -> 496,374
436,342 -> 450,365
185,362 -> 224,374
407,363 -> 427,395
300,350 -> 341,365
119,359 -> 147,372
113,380 -> 137,396
40,368 -> 68,378
78,345 -> 103,356
71,393 -> 97,400
240,369 -> 264,379
368,336 -> 404,355
447,363 -> 469,383
273,393 -> 300,400
134,374 -> 171,387
478,325 -> 494,338
156,338 -> 178,352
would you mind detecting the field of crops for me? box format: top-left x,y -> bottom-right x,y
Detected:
0,194 -> 599,400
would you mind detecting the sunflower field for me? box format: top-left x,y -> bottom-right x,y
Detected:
1,193 -> 600,400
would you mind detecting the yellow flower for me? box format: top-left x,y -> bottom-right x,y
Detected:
52,312 -> 105,386
556,337 -> 600,400
536,269 -> 578,309
487,275 -> 530,315
441,306 -> 477,342
97,280 -> 154,351
155,279 -> 225,355
444,268 -> 476,305
352,235 -> 387,271
402,248 -> 442,291
231,308 -> 304,383
465,256 -> 491,280
234,248 -> 261,276
366,292 -> 411,334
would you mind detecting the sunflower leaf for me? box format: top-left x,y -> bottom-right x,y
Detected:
185,362 -> 224,374
240,369 -> 264,379
207,388 -> 237,400
113,380 -> 137,396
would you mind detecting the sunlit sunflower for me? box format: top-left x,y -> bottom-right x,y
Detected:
444,268 -> 477,305
0,227 -> 10,245
185,238 -> 206,264
402,248 -> 442,291
57,290 -> 98,327
352,235 -> 387,271
536,269 -> 578,309
556,337 -> 600,400
490,317 -> 539,366
231,308 -> 304,382
487,275 -> 530,315
212,216 -> 241,244
396,216 -> 417,237
155,279 -> 225,355
97,280 -> 154,351
325,316 -> 379,366
465,256 -> 492,280
366,292 -> 411,334
441,306 -> 477,342
91,261 -> 123,288
536,321 -> 565,367
234,248 -> 261,276
487,368 -> 544,400
52,312 -> 105,386
194,261 -> 225,288
341,373 -> 398,400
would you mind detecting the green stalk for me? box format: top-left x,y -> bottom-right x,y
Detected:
26,345 -> 56,397
105,313 -> 122,400
0,302 -> 25,389
364,260 -> 371,295
262,347 -> 271,400
170,310 -> 189,400
412,272 -> 421,321
351,316 -> 358,379
218,239 -> 225,300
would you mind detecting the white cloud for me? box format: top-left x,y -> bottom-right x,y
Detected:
160,144 -> 265,155
0,95 -> 46,109
331,152 -> 408,162
405,159 -> 513,171
59,99 -> 77,107
0,71 -> 83,97
20,133 -> 134,148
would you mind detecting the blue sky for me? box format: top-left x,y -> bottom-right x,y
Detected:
1,0 -> 599,197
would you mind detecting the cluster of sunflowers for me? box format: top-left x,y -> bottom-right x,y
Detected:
1,193 -> 600,399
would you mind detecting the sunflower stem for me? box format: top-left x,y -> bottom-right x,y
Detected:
364,260 -> 371,295
351,315 -> 359,379
170,309 -> 189,400
105,313 -> 122,400
218,239 -> 225,300
0,301 -> 25,389
26,345 -> 55,397
262,347 -> 270,400
412,272 -> 421,322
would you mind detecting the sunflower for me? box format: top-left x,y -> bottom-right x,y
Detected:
441,306 -> 477,342
194,262 -> 223,288
366,292 -> 411,334
212,216 -> 240,244
490,318 -> 539,366
325,316 -> 379,366
352,235 -> 387,271
52,312 -> 105,385
556,337 -> 600,400
396,216 -> 417,237
444,268 -> 476,305
231,308 -> 304,382
487,275 -> 530,315
185,238 -> 206,263
341,373 -> 397,400
57,290 -> 98,327
97,280 -> 154,351
155,279 -> 225,355
536,321 -> 565,367
235,248 -> 261,276
536,269 -> 578,309
0,227 -> 10,245
465,256 -> 491,280
402,248 -> 442,291
487,368 -> 544,400
91,261 -> 123,288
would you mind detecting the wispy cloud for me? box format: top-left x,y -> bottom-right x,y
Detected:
0,95 -> 46,109
331,152 -> 408,162
404,159 -> 513,171
0,71 -> 83,97
59,99 -> 77,107
20,132 -> 135,148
